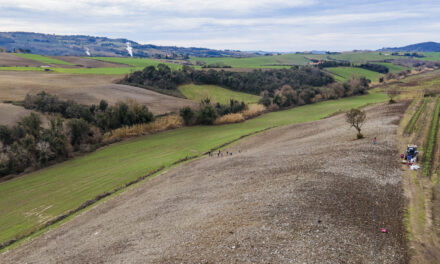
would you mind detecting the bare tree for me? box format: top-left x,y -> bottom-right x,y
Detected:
346,109 -> 366,139
386,87 -> 400,104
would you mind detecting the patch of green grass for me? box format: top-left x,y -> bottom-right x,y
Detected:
326,67 -> 382,82
89,57 -> 182,70
327,52 -> 402,64
0,66 -> 45,72
13,53 -> 73,65
52,67 -> 142,75
423,97 -> 440,177
190,54 -> 314,68
0,90 -> 387,244
0,66 -> 141,75
419,52 -> 440,62
178,84 -> 261,104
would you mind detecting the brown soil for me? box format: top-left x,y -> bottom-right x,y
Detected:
50,56 -> 130,68
0,103 -> 49,127
0,102 -> 409,263
0,53 -> 43,67
0,71 -> 196,115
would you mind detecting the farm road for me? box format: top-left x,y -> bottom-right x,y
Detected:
0,102 -> 408,263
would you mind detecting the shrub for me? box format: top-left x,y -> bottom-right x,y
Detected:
242,104 -> 266,119
197,104 -> 218,125
103,114 -> 183,143
214,113 -> 245,125
180,106 -> 195,125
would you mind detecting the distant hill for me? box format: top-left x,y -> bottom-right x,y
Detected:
0,32 -> 254,58
379,42 -> 440,52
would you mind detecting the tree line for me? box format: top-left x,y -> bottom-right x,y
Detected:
24,92 -> 153,131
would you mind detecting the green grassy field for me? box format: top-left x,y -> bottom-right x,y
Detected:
179,84 -> 261,104
13,54 -> 73,65
190,54 -> 312,68
0,66 -> 46,72
0,90 -> 387,245
90,57 -> 183,70
327,52 -> 402,64
0,66 -> 140,75
419,52 -> 440,62
326,67 -> 382,82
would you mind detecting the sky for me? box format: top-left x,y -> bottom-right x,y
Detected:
0,0 -> 439,52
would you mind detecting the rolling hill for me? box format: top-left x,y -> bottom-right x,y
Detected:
0,32 -> 253,58
379,41 -> 440,52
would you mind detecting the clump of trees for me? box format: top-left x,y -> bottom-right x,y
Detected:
0,92 -> 156,178
0,113 -> 103,177
259,77 -> 369,108
201,63 -> 232,68
180,98 -> 247,125
121,64 -> 335,96
317,60 -> 351,68
345,108 -> 366,139
24,92 -> 153,131
358,63 -> 389,74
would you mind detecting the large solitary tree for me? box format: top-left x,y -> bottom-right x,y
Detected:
346,108 -> 366,139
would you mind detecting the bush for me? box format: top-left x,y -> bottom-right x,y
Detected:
180,107 -> 195,125
197,104 -> 218,125
357,133 -> 364,139
67,119 -> 91,148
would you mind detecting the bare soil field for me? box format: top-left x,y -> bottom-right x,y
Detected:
0,103 -> 48,127
0,102 -> 408,263
0,71 -> 196,114
50,56 -> 130,68
0,53 -> 43,67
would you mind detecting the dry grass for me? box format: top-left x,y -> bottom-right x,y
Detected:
103,114 -> 183,143
213,113 -> 245,125
213,104 -> 266,125
241,104 -> 266,119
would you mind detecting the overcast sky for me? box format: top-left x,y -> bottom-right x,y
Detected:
0,0 -> 439,51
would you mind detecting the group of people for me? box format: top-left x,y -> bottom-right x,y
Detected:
207,149 -> 241,157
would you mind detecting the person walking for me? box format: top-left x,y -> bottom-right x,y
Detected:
373,137 -> 376,145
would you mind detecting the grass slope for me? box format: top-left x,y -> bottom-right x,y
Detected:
327,67 -> 381,82
179,84 -> 261,104
190,54 -> 313,68
0,90 -> 387,244
0,66 -> 142,75
419,52 -> 440,62
90,57 -> 182,70
13,54 -> 73,65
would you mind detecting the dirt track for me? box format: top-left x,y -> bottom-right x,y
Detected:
0,102 -> 408,263
0,71 -> 196,115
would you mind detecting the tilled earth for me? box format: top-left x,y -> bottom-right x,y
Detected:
0,71 -> 196,115
0,102 -> 408,263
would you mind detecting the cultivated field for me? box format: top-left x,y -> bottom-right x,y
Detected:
89,57 -> 183,70
327,66 -> 381,82
13,53 -> 73,65
0,71 -> 196,114
0,91 -> 387,247
0,101 -> 408,263
0,53 -> 44,67
51,56 -> 131,68
179,84 -> 261,104
0,103 -> 48,127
